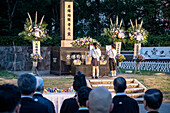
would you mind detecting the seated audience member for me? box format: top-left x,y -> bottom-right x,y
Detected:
0,84 -> 21,113
76,86 -> 92,113
111,77 -> 139,113
144,89 -> 163,113
17,73 -> 49,113
33,76 -> 55,113
60,71 -> 87,113
87,87 -> 113,113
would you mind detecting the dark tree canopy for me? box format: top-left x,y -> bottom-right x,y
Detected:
0,0 -> 169,48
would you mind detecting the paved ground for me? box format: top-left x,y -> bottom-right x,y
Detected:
139,103 -> 170,113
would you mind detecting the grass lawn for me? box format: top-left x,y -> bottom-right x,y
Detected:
0,70 -> 169,102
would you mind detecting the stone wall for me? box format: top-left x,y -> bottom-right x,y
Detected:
0,46 -> 51,70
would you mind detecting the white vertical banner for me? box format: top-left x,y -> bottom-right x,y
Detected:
32,41 -> 40,55
133,43 -> 141,58
65,1 -> 73,40
114,42 -> 122,55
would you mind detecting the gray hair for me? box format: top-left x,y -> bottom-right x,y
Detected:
36,76 -> 44,92
17,73 -> 36,95
88,87 -> 112,113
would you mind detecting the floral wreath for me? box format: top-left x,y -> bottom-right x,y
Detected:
127,19 -> 149,44
30,53 -> 43,62
18,12 -> 51,42
71,36 -> 101,48
135,54 -> 145,62
103,16 -> 126,43
115,54 -> 126,62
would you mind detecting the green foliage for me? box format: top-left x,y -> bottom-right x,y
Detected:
144,35 -> 170,47
0,70 -> 18,79
103,25 -> 126,43
0,0 -> 169,49
18,17 -> 52,42
127,25 -> 149,44
0,36 -> 31,46
0,35 -> 60,46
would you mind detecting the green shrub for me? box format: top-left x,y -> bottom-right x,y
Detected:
0,35 -> 60,46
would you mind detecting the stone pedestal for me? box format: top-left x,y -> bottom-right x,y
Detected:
61,40 -> 73,47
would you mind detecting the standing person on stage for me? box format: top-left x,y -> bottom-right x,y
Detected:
107,44 -> 117,76
89,42 -> 101,79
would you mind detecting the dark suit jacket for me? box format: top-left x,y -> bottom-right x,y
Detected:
20,97 -> 49,113
33,93 -> 55,113
75,110 -> 89,113
60,96 -> 79,113
111,95 -> 139,113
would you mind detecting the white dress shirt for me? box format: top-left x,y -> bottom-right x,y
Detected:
107,49 -> 117,61
89,48 -> 101,61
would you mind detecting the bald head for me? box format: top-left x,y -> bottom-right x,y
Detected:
88,87 -> 113,113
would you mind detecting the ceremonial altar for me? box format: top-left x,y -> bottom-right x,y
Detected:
50,47 -> 109,76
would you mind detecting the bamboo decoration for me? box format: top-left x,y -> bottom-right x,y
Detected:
140,20 -> 143,29
110,18 -> 113,27
130,19 -> 134,30
120,19 -> 123,28
40,15 -> 45,25
116,16 -> 118,26
27,12 -> 32,25
135,19 -> 137,28
35,11 -> 37,24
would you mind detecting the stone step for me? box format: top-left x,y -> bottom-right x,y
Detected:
91,83 -> 139,89
135,97 -> 144,103
89,79 -> 134,84
109,88 -> 144,93
127,92 -> 144,98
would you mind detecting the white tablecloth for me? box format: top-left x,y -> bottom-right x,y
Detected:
43,93 -> 116,113
43,93 -> 75,113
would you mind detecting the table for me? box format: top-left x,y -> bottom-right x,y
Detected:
43,93 -> 75,113
43,93 -> 116,113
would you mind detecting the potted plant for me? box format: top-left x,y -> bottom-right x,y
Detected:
30,53 -> 43,67
115,54 -> 126,67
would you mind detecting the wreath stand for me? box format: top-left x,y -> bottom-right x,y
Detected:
31,61 -> 40,76
32,41 -> 41,76
117,62 -> 122,74
134,61 -> 142,74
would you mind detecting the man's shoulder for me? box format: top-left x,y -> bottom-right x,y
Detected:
20,98 -> 48,112
113,95 -> 137,103
63,97 -> 77,103
62,97 -> 78,108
